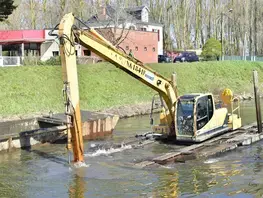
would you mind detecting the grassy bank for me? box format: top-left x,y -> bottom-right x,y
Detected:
1,61 -> 263,117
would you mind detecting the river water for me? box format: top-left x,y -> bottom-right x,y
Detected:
0,101 -> 263,198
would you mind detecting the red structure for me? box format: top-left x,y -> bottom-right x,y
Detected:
119,29 -> 158,63
166,51 -> 180,61
0,30 -> 45,56
81,28 -> 158,63
0,29 -> 159,63
0,30 -> 45,43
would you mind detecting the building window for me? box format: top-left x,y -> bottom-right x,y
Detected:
141,8 -> 149,23
152,47 -> 156,52
141,27 -> 147,31
84,50 -> 91,56
53,51 -> 59,56
152,29 -> 160,41
125,46 -> 129,50
24,43 -> 40,56
144,47 -> 147,51
135,46 -> 138,51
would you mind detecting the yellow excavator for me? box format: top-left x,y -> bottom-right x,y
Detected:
56,13 -> 242,163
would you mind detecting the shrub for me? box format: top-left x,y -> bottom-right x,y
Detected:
201,38 -> 221,61
23,53 -> 41,66
23,56 -> 61,66
42,56 -> 61,66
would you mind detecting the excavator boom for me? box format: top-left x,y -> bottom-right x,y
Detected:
57,13 -> 242,162
59,13 -> 178,129
57,13 -> 179,162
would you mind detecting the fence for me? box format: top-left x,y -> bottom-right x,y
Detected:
1,55 -> 263,67
223,56 -> 263,62
77,56 -> 103,64
0,56 -> 21,67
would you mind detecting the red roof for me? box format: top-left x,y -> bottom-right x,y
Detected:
0,30 -> 45,44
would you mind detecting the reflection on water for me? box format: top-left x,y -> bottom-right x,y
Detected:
1,100 -> 263,197
240,101 -> 258,125
69,173 -> 86,198
155,171 -> 179,198
154,157 -> 252,197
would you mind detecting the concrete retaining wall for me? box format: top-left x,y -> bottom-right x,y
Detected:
0,111 -> 119,152
0,125 -> 67,152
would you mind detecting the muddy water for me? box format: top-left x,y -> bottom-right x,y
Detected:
0,101 -> 263,198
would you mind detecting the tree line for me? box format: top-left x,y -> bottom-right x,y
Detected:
1,0 -> 262,56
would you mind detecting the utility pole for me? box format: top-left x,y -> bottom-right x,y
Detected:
166,5 -> 172,51
220,9 -> 232,61
254,0 -> 257,61
243,32 -> 247,60
220,12 -> 224,61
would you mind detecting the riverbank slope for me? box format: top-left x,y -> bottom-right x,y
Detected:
1,61 -> 262,118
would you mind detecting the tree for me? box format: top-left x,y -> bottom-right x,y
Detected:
2,0 -> 263,56
0,0 -> 16,21
90,3 -> 134,47
201,38 -> 221,61
29,0 -> 37,29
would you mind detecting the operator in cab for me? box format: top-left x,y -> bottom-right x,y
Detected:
129,49 -> 134,58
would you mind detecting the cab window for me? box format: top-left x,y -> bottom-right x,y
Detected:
196,96 -> 213,130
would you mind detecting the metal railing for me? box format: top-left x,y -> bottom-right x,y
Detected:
223,56 -> 263,62
0,56 -> 21,67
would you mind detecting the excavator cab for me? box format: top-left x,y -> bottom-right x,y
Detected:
175,90 -> 241,142
152,90 -> 242,143
176,94 -> 219,141
152,93 -> 222,140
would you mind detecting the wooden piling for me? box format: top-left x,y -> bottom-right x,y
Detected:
171,72 -> 178,97
8,136 -> 12,152
253,70 -> 262,133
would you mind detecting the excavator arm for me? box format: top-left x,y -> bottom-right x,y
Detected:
77,29 -> 178,115
60,13 -> 178,118
59,13 -> 84,163
58,13 -> 178,162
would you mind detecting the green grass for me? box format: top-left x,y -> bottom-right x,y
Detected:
1,61 -> 263,117
150,61 -> 263,94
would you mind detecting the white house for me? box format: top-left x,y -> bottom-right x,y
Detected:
86,5 -> 164,55
40,30 -> 82,61
0,5 -> 163,65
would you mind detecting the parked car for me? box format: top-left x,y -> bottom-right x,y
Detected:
158,55 -> 172,63
174,52 -> 199,63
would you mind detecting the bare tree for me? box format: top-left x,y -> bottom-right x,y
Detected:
87,2 -> 134,47
2,0 -> 263,56
29,0 -> 37,29
42,0 -> 48,28
254,0 -> 258,56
